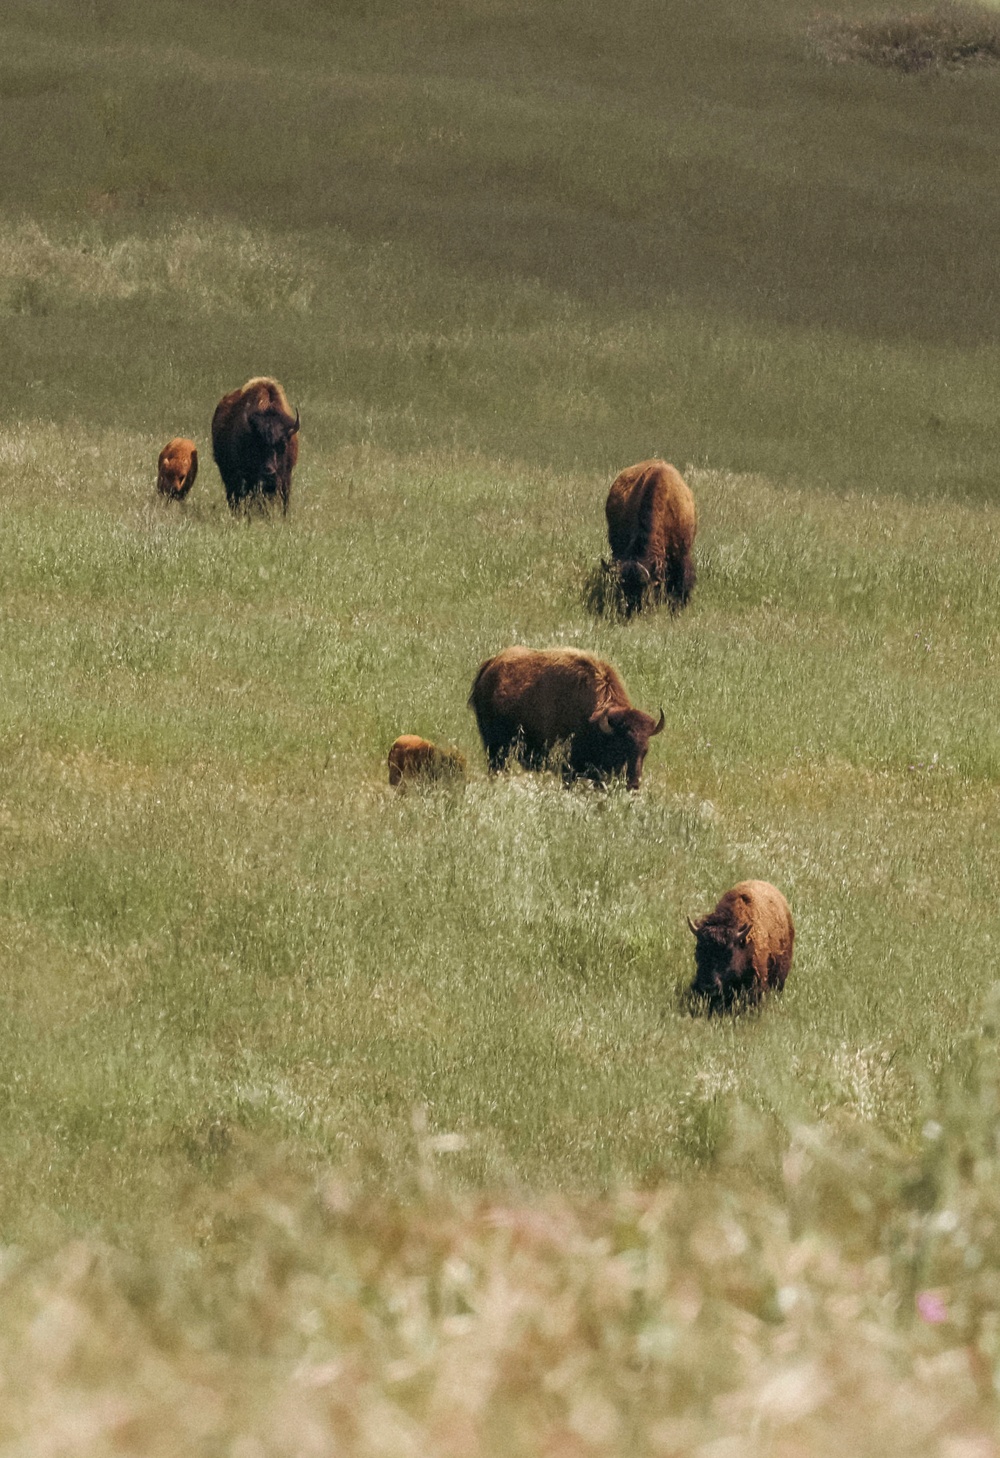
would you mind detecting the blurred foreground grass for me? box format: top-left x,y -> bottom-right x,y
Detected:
5,1062 -> 1000,1457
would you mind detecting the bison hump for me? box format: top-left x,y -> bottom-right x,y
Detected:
606,459 -> 696,564
239,376 -> 293,417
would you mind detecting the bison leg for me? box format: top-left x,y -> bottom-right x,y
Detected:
666,551 -> 696,608
484,739 -> 514,773
223,474 -> 250,513
768,951 -> 791,991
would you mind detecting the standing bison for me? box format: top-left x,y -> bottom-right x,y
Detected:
156,437 -> 198,500
688,880 -> 794,1013
469,646 -> 664,791
211,377 -> 300,514
605,459 -> 696,615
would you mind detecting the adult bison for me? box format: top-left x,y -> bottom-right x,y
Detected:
469,646 -> 664,791
211,377 -> 300,514
605,459 -> 696,615
688,880 -> 794,1013
156,437 -> 198,500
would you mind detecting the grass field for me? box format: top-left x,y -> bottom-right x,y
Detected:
2,0 -> 1000,1449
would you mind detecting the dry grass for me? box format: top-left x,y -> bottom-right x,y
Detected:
810,3 -> 1000,71
3,1093 -> 1000,1457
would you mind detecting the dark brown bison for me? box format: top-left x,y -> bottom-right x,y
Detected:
605,459 -> 696,615
388,735 -> 466,788
211,377 -> 300,514
469,646 -> 665,791
156,437 -> 198,500
688,880 -> 794,1012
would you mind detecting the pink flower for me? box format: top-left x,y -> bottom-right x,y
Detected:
917,1291 -> 948,1324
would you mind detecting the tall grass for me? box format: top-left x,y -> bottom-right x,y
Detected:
0,441 -> 997,1238
3,1073 -> 1000,1456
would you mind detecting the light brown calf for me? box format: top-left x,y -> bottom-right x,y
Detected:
157,437 -> 199,500
388,736 -> 466,788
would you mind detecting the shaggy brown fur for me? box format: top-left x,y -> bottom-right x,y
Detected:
469,646 -> 664,791
211,376 -> 300,514
156,438 -> 198,500
688,880 -> 794,1012
387,736 -> 466,788
605,459 -> 697,615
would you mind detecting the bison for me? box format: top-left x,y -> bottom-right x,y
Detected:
157,437 -> 198,500
688,880 -> 794,1013
469,646 -> 664,791
388,735 -> 466,788
211,376 -> 300,514
605,459 -> 696,615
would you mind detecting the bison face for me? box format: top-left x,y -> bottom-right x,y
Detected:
618,560 -> 652,615
587,705 -> 665,791
250,409 -> 299,486
162,467 -> 189,496
688,917 -> 753,1010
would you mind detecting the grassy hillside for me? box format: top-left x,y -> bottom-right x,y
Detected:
1,0 -> 999,1446
5,433 -> 1000,1230
1,0 -> 999,494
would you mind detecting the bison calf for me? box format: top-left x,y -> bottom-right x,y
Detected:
211,376 -> 300,515
688,880 -> 794,1013
605,459 -> 696,616
157,437 -> 198,500
469,645 -> 664,792
388,736 -> 466,788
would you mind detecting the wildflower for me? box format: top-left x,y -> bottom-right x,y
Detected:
917,1291 -> 948,1324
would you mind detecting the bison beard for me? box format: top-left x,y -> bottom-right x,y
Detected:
688,880 -> 794,1013
211,377 -> 300,515
605,459 -> 697,616
469,646 -> 665,791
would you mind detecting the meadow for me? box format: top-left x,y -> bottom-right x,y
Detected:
1,0 -> 1000,1449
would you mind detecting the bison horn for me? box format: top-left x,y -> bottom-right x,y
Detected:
595,712 -> 613,736
289,407 -> 300,435
651,709 -> 665,736
636,562 -> 651,583
687,915 -> 699,935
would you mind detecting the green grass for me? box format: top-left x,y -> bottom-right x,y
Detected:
1,0 -> 1000,1444
0,448 -> 997,1235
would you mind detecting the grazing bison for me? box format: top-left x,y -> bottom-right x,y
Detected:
211,377 -> 300,514
388,735 -> 466,788
157,437 -> 198,500
605,459 -> 696,615
688,880 -> 794,1013
469,646 -> 664,791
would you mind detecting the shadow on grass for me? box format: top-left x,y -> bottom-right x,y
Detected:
810,4 -> 1000,71
581,560 -> 677,621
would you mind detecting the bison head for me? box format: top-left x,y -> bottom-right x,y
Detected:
249,405 -> 300,486
161,462 -> 193,496
585,705 -> 665,790
617,560 -> 653,616
687,914 -> 753,1011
